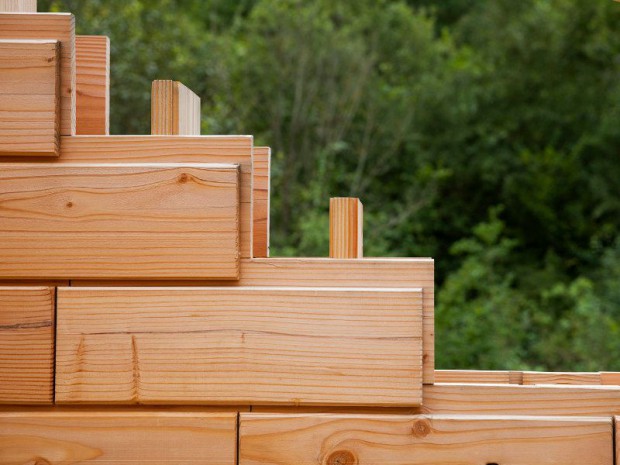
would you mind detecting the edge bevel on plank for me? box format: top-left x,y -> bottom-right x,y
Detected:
55,286 -> 424,406
0,163 -> 240,280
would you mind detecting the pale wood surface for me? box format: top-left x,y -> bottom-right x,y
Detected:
43,135 -> 255,258
75,35 -> 109,135
0,39 -> 59,156
72,257 -> 436,384
239,413 -> 613,465
0,0 -> 36,12
434,369 -> 512,384
252,146 -> 270,257
0,163 -> 240,280
0,287 -> 54,404
602,372 -> 620,385
151,80 -> 201,135
0,411 -> 237,464
55,286 -> 423,406
329,197 -> 363,258
423,383 -> 620,416
0,13 -> 75,135
522,371 -> 602,385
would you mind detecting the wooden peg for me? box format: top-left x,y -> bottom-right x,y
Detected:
329,197 -> 363,258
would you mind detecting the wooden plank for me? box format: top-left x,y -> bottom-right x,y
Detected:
72,257 -> 436,384
252,146 -> 270,257
239,413 -> 613,465
0,287 -> 54,404
55,286 -> 423,406
329,197 -> 363,258
0,0 -> 36,12
602,372 -> 620,385
151,80 -> 200,135
423,383 -> 620,416
0,411 -> 237,464
522,371 -> 602,385
75,35 -> 109,135
616,416 -> 619,465
0,39 -> 59,156
32,135 -> 255,258
434,370 -> 512,384
0,163 -> 240,280
0,13 -> 75,136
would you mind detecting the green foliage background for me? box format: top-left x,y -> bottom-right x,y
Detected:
41,0 -> 620,370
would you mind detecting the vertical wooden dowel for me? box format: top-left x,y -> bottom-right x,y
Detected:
151,80 -> 200,135
0,0 -> 37,12
329,197 -> 363,258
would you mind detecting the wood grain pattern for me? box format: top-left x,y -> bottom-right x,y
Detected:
0,287 -> 54,404
0,39 -> 59,156
434,370 -> 513,384
423,383 -> 620,416
0,0 -> 36,12
252,147 -> 270,258
45,135 -> 255,258
55,286 -> 423,406
72,257 -> 436,384
75,35 -> 109,135
329,197 -> 363,258
239,413 -> 613,465
0,163 -> 240,280
522,371 -> 602,385
0,411 -> 237,464
0,13 -> 75,135
151,80 -> 201,135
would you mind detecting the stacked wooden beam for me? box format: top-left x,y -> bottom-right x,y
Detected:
0,2 -> 619,463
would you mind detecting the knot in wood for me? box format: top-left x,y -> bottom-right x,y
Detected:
326,450 -> 357,465
32,458 -> 52,465
177,173 -> 189,183
66,201 -> 73,208
411,419 -> 431,438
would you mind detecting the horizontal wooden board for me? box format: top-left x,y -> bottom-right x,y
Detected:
0,163 -> 240,280
252,147 -> 270,258
75,35 -> 109,135
0,287 -> 54,404
72,257 -> 435,384
239,413 -> 613,465
55,286 -> 423,406
434,369 -> 513,384
522,371 -> 602,385
602,372 -> 620,385
0,411 -> 237,464
423,383 -> 620,416
0,39 -> 60,156
0,13 -> 75,135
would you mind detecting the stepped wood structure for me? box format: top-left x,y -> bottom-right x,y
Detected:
0,1 -> 619,463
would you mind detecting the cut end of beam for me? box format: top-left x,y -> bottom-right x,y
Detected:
329,197 -> 363,259
151,80 -> 201,136
0,0 -> 37,12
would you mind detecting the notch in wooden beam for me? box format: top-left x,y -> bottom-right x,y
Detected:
75,35 -> 110,135
329,197 -> 363,258
0,0 -> 37,12
151,80 -> 201,135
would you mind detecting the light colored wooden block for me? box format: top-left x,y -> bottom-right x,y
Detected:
0,39 -> 59,156
239,413 -> 613,465
253,146 -> 270,257
522,371 -> 602,385
0,0 -> 36,12
434,369 -> 512,384
330,197 -> 363,258
43,135 -> 255,258
602,372 -> 620,385
0,163 -> 240,280
55,286 -> 423,406
75,35 -> 109,135
151,80 -> 201,135
0,287 -> 54,404
71,257 -> 436,384
0,13 -> 75,135
0,411 -> 237,464
423,383 -> 620,416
